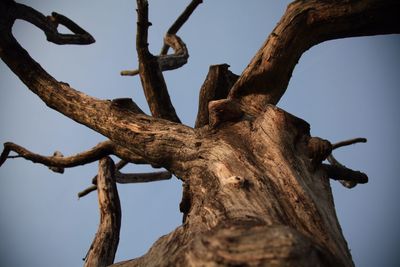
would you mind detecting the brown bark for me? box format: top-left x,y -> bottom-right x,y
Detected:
84,157 -> 121,267
113,106 -> 352,267
0,0 -> 397,267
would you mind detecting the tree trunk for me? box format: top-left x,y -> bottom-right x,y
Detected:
2,1 -> 397,266
112,105 -> 352,267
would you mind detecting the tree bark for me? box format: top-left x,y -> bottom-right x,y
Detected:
1,1 -> 398,267
85,157 -> 121,267
112,105 -> 352,267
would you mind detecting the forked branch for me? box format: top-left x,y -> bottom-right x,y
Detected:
121,0 -> 202,76
329,137 -> 368,188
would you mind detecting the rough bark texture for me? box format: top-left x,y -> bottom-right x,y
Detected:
1,0 -> 398,266
113,105 -> 351,267
84,157 -> 121,267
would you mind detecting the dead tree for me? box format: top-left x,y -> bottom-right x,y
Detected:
1,0 -> 399,266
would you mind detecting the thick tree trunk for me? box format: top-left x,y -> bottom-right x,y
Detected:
113,105 -> 352,267
2,1 -> 397,266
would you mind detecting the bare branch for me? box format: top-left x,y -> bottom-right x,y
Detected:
0,140 -> 152,172
332,138 -> 367,150
322,163 -> 368,185
78,185 -> 98,199
327,154 -> 357,189
12,2 -> 94,45
0,5 -> 196,167
160,0 -> 203,55
121,34 -> 189,77
0,141 -> 113,171
78,169 -> 171,198
116,170 -> 171,184
135,0 -> 181,123
228,0 -> 400,115
195,64 -> 239,128
84,157 -> 120,267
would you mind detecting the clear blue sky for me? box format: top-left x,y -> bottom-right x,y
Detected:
1,1 -> 399,266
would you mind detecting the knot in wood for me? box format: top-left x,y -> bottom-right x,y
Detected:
223,175 -> 247,188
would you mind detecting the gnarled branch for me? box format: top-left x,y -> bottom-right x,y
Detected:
0,141 -> 151,172
228,0 -> 400,115
10,2 -> 94,45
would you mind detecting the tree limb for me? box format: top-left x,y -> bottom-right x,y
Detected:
160,0 -> 203,56
121,0 -> 202,77
116,170 -> 171,184
322,163 -> 368,184
0,141 -> 151,172
12,2 -> 95,45
136,0 -> 181,123
332,138 -> 367,150
78,170 -> 172,198
121,34 -> 189,76
0,2 -> 196,168
228,0 -> 400,115
84,157 -> 121,267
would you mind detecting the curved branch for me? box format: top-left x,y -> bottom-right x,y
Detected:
0,141 -> 113,171
0,141 -> 151,172
84,157 -> 121,267
160,0 -> 203,56
12,2 -> 94,45
121,34 -> 189,76
228,0 -> 400,114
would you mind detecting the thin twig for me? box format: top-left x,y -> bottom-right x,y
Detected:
160,0 -> 203,55
78,169 -> 172,198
